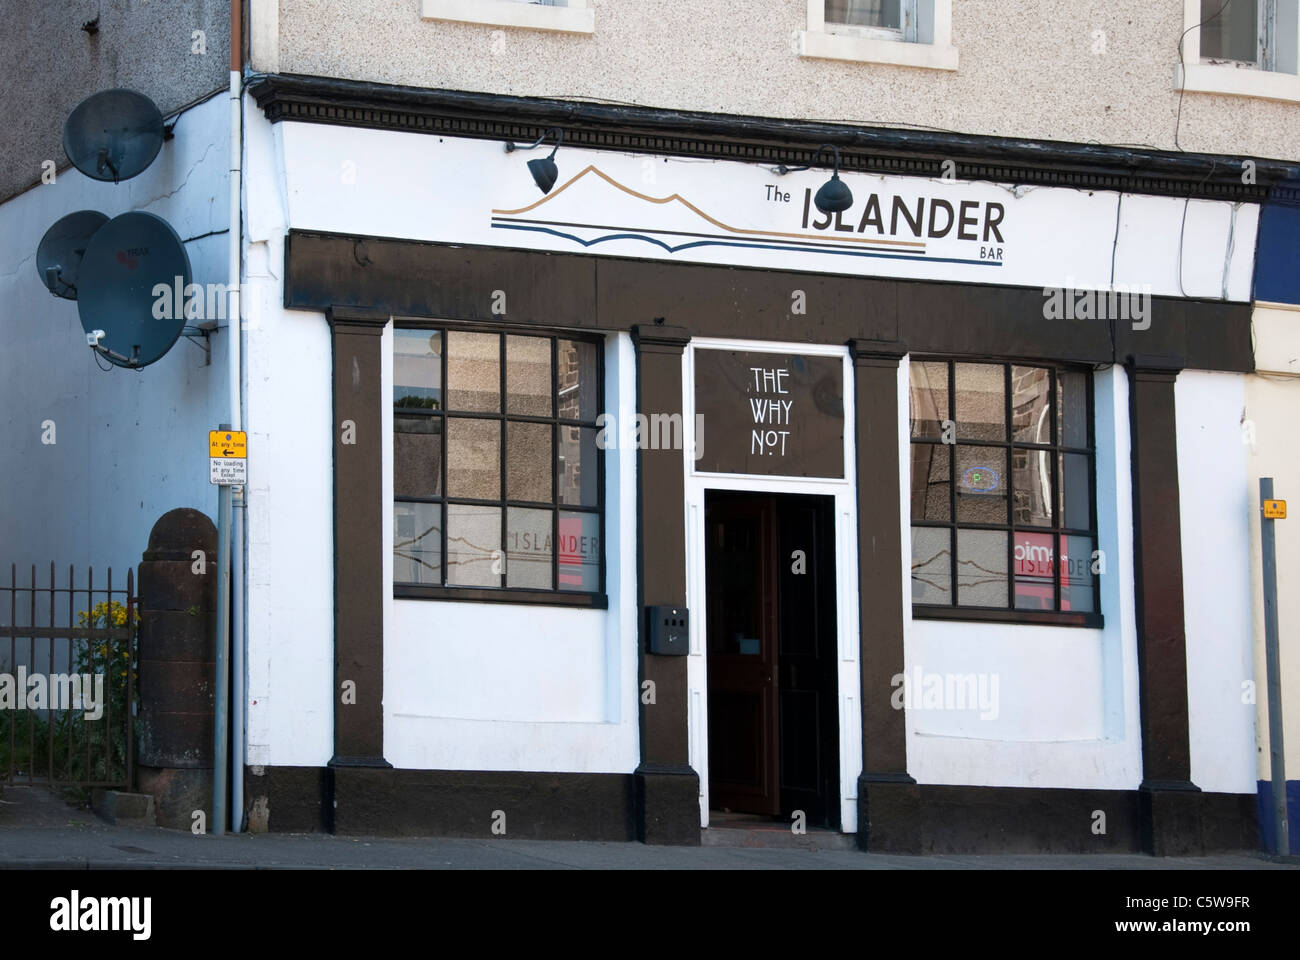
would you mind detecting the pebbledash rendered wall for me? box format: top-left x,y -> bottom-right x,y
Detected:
251,0 -> 1300,162
0,92 -> 229,579
0,0 -> 230,204
237,93 -> 1263,841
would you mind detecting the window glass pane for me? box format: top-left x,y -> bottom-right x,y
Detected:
394,415 -> 442,498
1201,0 -> 1258,61
394,330 -> 442,409
507,421 -> 552,503
826,0 -> 900,29
910,443 -> 950,521
506,335 -> 552,416
447,418 -> 500,499
911,527 -> 951,604
1059,453 -> 1091,530
1061,535 -> 1097,613
507,507 -> 553,589
1011,446 -> 1053,528
955,362 -> 1005,441
557,339 -> 599,422
1011,366 -> 1051,443
446,504 -> 501,587
394,502 -> 441,585
909,361 -> 949,439
446,331 -> 500,413
956,446 -> 1007,524
558,425 -> 599,507
1057,370 -> 1088,448
1013,531 -> 1056,610
957,529 -> 1007,607
558,511 -> 600,591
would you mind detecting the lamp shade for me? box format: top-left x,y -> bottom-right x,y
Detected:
813,174 -> 853,214
528,157 -> 559,194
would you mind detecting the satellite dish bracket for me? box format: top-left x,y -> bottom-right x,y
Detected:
181,321 -> 216,365
162,120 -> 177,142
43,265 -> 75,298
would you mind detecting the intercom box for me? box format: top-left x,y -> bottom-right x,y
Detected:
646,605 -> 689,655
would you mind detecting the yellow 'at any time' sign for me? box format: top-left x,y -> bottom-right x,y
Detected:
209,430 -> 247,458
1263,499 -> 1287,519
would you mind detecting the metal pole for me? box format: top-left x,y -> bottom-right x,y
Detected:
1260,477 -> 1289,856
225,0 -> 246,835
231,485 -> 245,831
213,431 -> 232,837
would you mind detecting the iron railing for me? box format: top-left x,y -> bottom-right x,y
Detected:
0,564 -> 136,790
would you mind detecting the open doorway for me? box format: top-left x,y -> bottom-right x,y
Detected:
704,490 -> 840,829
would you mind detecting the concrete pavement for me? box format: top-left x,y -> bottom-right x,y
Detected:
1,787 -> 1295,870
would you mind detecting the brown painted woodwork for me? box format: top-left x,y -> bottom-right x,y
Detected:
328,306 -> 390,768
287,233 -> 1253,374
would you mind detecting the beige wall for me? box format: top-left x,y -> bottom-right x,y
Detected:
263,0 -> 1299,162
0,1 -> 229,204
1245,309 -> 1300,781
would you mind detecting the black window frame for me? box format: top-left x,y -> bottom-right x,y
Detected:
908,356 -> 1103,628
393,320 -> 607,609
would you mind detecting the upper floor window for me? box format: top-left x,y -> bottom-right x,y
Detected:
393,327 -> 605,604
908,359 -> 1100,625
1199,0 -> 1291,68
1179,0 -> 1300,102
826,1 -> 916,41
800,0 -> 957,69
420,0 -> 594,35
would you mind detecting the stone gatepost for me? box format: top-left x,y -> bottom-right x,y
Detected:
136,508 -> 217,830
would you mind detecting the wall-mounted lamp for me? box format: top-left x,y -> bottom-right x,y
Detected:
505,128 -> 564,194
777,144 -> 854,214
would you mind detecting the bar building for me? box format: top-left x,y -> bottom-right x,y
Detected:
3,1 -> 1298,853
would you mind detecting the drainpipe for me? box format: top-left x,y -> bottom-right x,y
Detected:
214,0 -> 245,837
228,0 -> 246,833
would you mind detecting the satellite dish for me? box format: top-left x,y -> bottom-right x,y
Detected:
36,210 -> 108,299
63,89 -> 164,183
77,211 -> 190,369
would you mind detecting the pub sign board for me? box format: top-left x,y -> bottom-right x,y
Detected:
693,349 -> 844,478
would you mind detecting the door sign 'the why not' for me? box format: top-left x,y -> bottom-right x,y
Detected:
693,349 -> 844,478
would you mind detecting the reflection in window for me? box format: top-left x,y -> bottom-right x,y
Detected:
908,359 -> 1098,616
394,327 -> 604,594
826,0 -> 901,30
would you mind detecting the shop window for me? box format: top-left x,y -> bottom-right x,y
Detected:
420,0 -> 595,34
908,359 -> 1100,625
393,327 -> 604,604
1179,0 -> 1300,102
799,0 -> 958,69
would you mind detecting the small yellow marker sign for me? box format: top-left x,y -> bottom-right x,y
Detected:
209,430 -> 247,458
1263,499 -> 1287,520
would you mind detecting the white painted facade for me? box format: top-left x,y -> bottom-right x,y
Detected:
1176,371 -> 1257,794
233,107 -> 1266,815
903,366 -> 1144,790
0,77 -> 1269,825
0,92 -> 230,579
1244,306 -> 1300,791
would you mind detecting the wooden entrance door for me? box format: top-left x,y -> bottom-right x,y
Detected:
705,494 -> 780,815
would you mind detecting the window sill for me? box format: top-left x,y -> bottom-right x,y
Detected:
1176,62 -> 1300,104
420,0 -> 594,34
395,584 -> 608,608
798,30 -> 958,70
912,605 -> 1103,628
